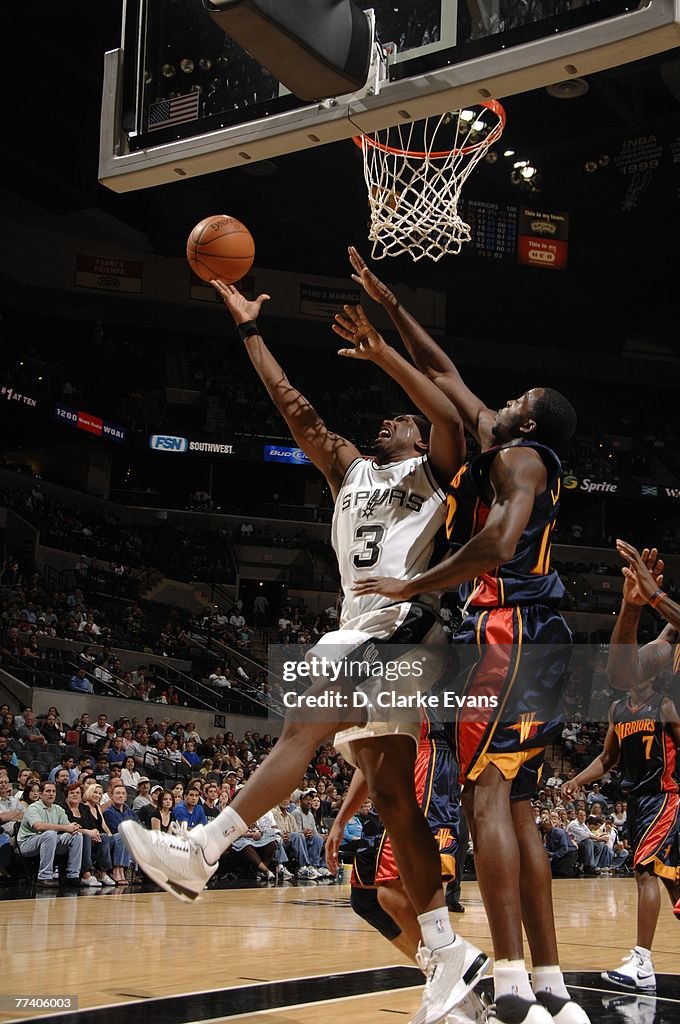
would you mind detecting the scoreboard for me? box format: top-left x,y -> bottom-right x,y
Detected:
460,199 -> 519,263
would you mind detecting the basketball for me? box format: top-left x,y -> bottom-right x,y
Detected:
186,215 -> 255,284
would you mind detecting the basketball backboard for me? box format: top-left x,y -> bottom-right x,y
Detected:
100,1 -> 680,192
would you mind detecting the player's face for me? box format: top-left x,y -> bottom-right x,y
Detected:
492,388 -> 542,442
373,414 -> 424,462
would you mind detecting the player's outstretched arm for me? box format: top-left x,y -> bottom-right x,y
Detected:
561,709 -> 620,799
606,544 -> 673,690
348,246 -> 496,447
213,280 -> 360,498
353,444 -> 543,601
333,304 -> 465,483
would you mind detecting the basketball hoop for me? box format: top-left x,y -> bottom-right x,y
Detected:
353,100 -> 506,262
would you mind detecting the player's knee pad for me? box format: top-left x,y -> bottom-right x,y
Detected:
350,885 -> 401,941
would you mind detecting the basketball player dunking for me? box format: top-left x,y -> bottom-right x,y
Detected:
120,285 -> 490,1024
562,543 -> 680,991
348,250 -> 588,1024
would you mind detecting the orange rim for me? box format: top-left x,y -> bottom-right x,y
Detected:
352,99 -> 506,159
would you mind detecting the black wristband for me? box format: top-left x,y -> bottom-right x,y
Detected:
237,320 -> 259,341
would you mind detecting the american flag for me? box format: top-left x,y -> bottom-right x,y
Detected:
148,91 -> 200,132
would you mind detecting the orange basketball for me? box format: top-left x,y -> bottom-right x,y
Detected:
186,215 -> 255,284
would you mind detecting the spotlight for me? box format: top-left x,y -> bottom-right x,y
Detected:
459,109 -> 475,122
598,154 -> 610,167
521,165 -> 537,179
503,149 -> 515,157
161,64 -> 176,79
584,160 -> 597,173
179,58 -> 195,74
485,150 -> 498,164
198,57 -> 213,72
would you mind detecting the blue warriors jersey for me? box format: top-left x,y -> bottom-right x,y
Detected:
613,692 -> 679,797
446,440 -> 564,608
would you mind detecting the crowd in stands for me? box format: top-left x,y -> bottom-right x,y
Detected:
0,478 -> 235,583
0,699 -> 643,891
0,557 -> 276,718
0,705 -> 346,886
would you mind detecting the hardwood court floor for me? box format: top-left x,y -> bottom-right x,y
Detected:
1,878 -> 678,1023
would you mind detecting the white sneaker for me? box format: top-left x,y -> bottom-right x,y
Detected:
535,991 -> 590,1024
601,949 -> 656,993
296,866 -> 319,880
485,996 -> 553,1024
118,821 -> 218,903
445,990 -> 486,1024
277,866 -> 294,881
99,874 -> 116,886
315,867 -> 333,878
411,938 -> 490,1024
80,876 -> 102,887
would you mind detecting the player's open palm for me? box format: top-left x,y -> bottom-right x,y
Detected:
348,246 -> 394,305
616,542 -> 663,605
333,304 -> 387,360
211,279 -> 270,324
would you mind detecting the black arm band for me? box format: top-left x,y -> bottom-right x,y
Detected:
237,320 -> 259,341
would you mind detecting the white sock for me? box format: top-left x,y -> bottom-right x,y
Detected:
199,807 -> 247,862
532,965 -> 570,1000
634,945 -> 653,962
417,907 -> 456,951
493,959 -> 534,1001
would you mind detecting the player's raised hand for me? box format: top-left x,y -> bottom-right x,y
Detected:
333,304 -> 388,360
211,279 -> 270,325
616,541 -> 664,605
348,247 -> 396,306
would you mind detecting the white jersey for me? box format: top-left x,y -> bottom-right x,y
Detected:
331,455 -> 446,625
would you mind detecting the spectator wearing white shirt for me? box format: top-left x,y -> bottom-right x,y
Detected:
0,776 -> 23,836
230,612 -> 246,630
78,615 -> 101,636
121,757 -> 141,791
209,665 -> 231,689
85,714 -> 110,747
94,662 -> 114,686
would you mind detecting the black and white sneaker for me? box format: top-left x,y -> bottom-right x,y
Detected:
484,995 -> 553,1024
534,990 -> 590,1024
601,949 -> 656,993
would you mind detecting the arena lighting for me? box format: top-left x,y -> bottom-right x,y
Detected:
202,0 -> 374,101
503,149 -> 515,157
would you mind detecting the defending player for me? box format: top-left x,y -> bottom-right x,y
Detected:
327,714 -> 485,1024
120,286 -> 490,1024
348,249 -> 587,1024
561,666 -> 680,991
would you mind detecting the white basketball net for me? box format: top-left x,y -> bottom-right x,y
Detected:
355,101 -> 506,262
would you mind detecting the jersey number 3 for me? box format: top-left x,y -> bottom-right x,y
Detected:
353,524 -> 385,568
